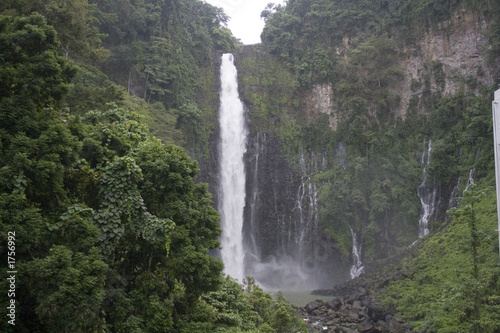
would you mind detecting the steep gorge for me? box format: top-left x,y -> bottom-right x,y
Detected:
211,1 -> 499,289
1,0 -> 499,331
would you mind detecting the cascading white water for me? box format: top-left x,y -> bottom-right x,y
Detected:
465,168 -> 475,191
448,176 -> 461,210
247,133 -> 262,261
247,148 -> 327,290
350,227 -> 364,279
218,53 -> 247,282
417,139 -> 435,238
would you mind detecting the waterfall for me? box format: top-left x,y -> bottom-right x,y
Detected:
350,227 -> 364,279
448,176 -> 461,210
295,175 -> 319,261
218,53 -> 247,282
465,168 -> 475,191
244,147 -> 332,290
417,139 -> 436,238
247,132 -> 263,262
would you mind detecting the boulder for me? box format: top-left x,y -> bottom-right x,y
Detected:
326,297 -> 342,311
347,292 -> 360,304
305,300 -> 323,313
357,319 -> 375,332
367,303 -> 386,322
352,300 -> 363,310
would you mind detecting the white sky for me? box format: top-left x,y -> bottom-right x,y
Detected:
204,0 -> 286,45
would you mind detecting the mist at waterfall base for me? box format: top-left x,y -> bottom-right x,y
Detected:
217,54 -> 336,290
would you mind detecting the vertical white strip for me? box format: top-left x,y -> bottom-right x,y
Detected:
493,89 -> 500,259
219,53 -> 247,281
350,227 -> 364,279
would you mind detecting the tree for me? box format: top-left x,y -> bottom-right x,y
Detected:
382,185 -> 500,332
0,13 -> 106,333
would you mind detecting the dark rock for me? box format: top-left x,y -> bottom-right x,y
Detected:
347,292 -> 360,303
326,298 -> 342,311
357,319 -> 375,332
347,310 -> 359,321
305,300 -> 323,313
387,306 -> 397,316
299,254 -> 418,333
312,288 -> 333,296
388,319 -> 402,332
367,303 -> 386,322
358,277 -> 370,288
361,298 -> 371,307
312,309 -> 322,316
352,300 -> 363,310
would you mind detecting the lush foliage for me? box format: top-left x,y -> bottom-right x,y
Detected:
239,0 -> 500,265
92,0 -> 237,156
179,277 -> 307,333
2,0 -> 500,331
247,2 -> 500,328
0,9 -> 304,333
262,0 -> 500,63
381,185 -> 500,332
1,0 -> 237,159
0,0 -> 108,62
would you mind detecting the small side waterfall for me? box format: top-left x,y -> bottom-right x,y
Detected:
218,53 -> 247,282
448,176 -> 461,210
296,150 -> 320,261
247,133 -> 262,261
350,227 -> 364,279
243,143 -> 337,289
417,139 -> 437,238
465,168 -> 475,191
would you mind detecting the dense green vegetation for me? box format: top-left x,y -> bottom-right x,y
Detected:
0,3 -> 305,332
1,0 -> 237,156
243,0 -> 500,330
1,0 -> 500,331
92,0 -> 236,157
239,0 -> 499,259
381,184 -> 500,332
262,0 -> 500,68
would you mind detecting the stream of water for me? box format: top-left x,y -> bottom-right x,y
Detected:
218,53 -> 247,282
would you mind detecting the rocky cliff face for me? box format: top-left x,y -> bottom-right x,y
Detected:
398,9 -> 495,117
226,46 -> 350,289
304,83 -> 338,130
242,127 -> 349,289
206,7 -> 496,289
302,10 -> 495,124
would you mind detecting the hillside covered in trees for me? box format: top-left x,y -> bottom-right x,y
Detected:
1,0 -> 500,332
0,1 -> 307,332
241,0 -> 500,331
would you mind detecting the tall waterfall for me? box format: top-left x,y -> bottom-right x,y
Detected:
218,53 -> 247,282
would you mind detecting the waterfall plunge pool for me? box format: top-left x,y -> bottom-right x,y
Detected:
271,290 -> 332,307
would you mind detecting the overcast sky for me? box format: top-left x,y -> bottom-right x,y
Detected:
204,0 -> 286,45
